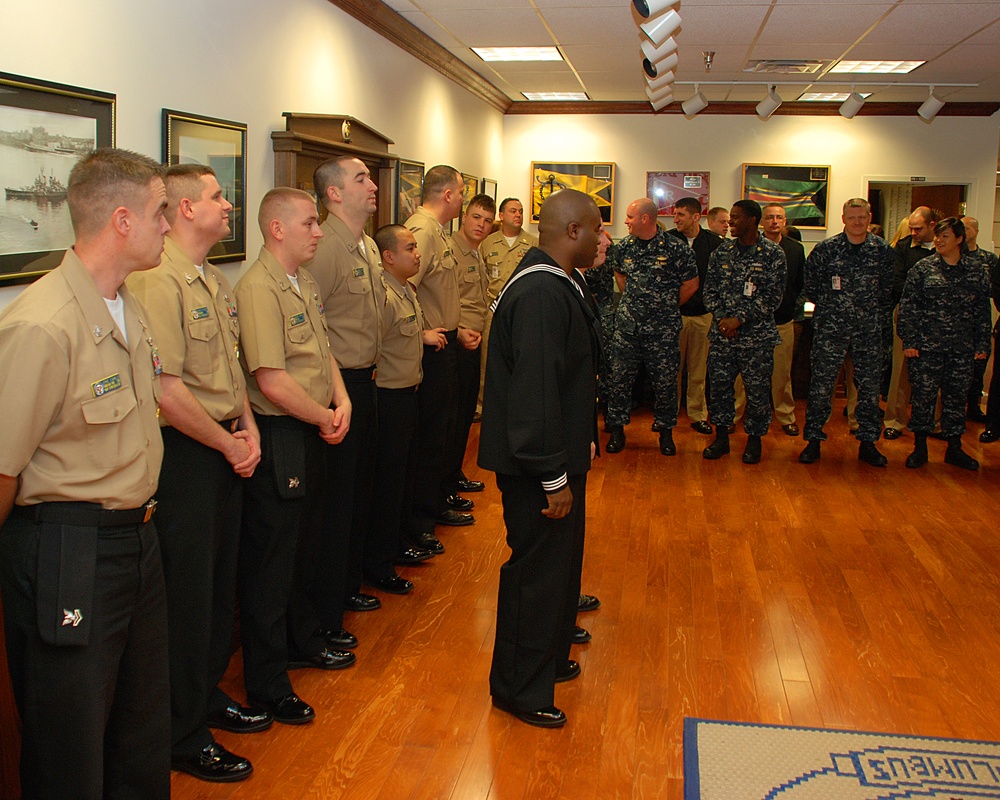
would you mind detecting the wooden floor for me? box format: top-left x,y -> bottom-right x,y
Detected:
172,402 -> 1000,800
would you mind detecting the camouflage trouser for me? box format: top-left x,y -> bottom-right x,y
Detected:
606,326 -> 680,428
908,349 -> 973,438
804,328 -> 883,442
707,341 -> 774,436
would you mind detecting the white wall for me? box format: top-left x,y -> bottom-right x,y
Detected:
503,111 -> 1000,247
0,0 -> 505,308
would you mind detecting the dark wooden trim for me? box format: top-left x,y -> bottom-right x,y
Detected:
324,0 -> 512,114
506,100 -> 1000,116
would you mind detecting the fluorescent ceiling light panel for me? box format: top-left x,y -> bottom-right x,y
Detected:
799,91 -> 873,101
830,60 -> 924,74
522,92 -> 589,101
472,47 -> 562,62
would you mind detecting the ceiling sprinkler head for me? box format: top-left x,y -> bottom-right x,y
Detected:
703,51 -> 715,72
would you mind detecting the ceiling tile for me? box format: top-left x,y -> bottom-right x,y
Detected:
405,8 -> 553,46
757,5 -> 896,45
862,3 -> 1000,44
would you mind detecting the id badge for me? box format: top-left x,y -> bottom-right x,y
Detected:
832,275 -> 842,290
743,281 -> 755,297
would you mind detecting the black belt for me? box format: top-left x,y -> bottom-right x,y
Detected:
444,329 -> 458,343
341,366 -> 376,380
15,499 -> 157,528
379,385 -> 419,394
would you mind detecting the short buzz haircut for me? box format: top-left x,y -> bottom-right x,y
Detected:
313,156 -> 356,208
707,206 -> 728,221
466,193 -> 496,217
674,197 -> 702,215
163,163 -> 216,224
499,197 -> 522,213
914,206 -> 941,224
67,148 -> 164,238
843,197 -> 871,214
733,199 -> 762,225
422,165 -> 462,201
257,186 -> 316,237
763,203 -> 787,215
374,223 -> 408,257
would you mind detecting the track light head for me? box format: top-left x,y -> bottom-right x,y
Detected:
682,86 -> 709,116
839,88 -> 866,119
633,0 -> 676,19
918,86 -> 944,120
640,8 -> 681,46
755,85 -> 782,119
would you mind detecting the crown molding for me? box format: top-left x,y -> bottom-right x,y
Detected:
325,0 -> 512,114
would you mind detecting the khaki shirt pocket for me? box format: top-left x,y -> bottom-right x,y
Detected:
81,391 -> 138,468
287,323 -> 314,345
187,318 -> 219,374
400,320 -> 420,338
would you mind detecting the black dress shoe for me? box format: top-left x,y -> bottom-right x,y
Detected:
345,592 -> 382,612
606,426 -> 625,453
858,441 -> 888,467
446,494 -> 474,511
578,593 -> 601,612
555,659 -> 581,683
980,428 -> 1000,443
436,509 -> 474,526
394,546 -> 435,565
691,420 -> 713,435
659,430 -> 676,456
782,423 -> 800,436
799,440 -> 821,464
491,698 -> 567,728
411,532 -> 445,554
325,628 -> 358,649
251,693 -> 315,725
365,574 -> 414,595
171,743 -> 253,783
455,478 -> 485,493
883,427 -> 902,440
289,647 -> 356,670
651,420 -> 667,432
571,625 -> 592,644
207,703 -> 273,734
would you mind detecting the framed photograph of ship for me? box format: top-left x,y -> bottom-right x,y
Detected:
741,164 -> 830,229
646,171 -> 711,216
163,109 -> 247,263
0,71 -> 114,284
531,162 -> 615,224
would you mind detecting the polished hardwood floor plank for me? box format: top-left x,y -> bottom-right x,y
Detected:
164,404 -> 1000,799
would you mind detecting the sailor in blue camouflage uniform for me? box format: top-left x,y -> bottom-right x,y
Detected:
583,229 -> 615,406
799,198 -> 894,467
897,217 -> 992,471
702,200 -> 785,464
605,198 -> 698,456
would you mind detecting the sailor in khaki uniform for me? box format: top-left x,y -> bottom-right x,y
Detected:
127,164 -> 263,783
0,148 -> 170,800
405,165 -> 472,543
306,156 -> 386,629
478,198 -> 537,416
235,188 -> 353,727
364,225 -> 447,590
444,194 -> 495,507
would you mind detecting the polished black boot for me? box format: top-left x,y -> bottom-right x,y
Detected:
702,429 -> 730,460
944,436 -> 979,470
905,433 -> 928,469
858,440 -> 887,467
606,426 -> 626,453
741,435 -> 761,464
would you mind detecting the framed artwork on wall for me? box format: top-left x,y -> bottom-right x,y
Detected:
461,172 -> 479,218
163,109 -> 247,263
531,162 -> 615,224
0,71 -> 115,284
481,177 -> 497,201
646,171 -> 710,216
396,158 -> 423,224
741,164 -> 830,229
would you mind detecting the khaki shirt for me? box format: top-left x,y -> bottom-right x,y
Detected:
376,270 -> 424,390
479,229 -> 537,302
305,215 -> 384,370
406,206 -> 460,330
450,231 -> 488,332
0,249 -> 162,509
235,247 -> 334,416
127,236 -> 244,424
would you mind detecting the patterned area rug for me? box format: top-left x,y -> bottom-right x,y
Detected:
684,718 -> 1000,799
